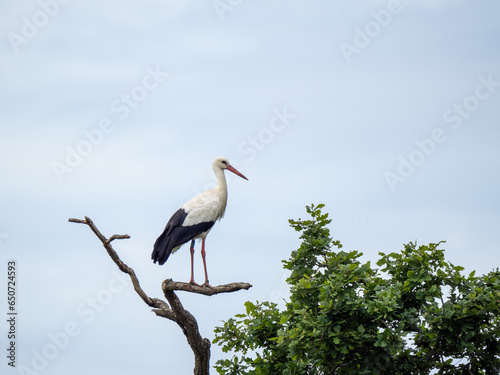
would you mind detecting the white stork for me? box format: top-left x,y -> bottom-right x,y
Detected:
151,157 -> 248,287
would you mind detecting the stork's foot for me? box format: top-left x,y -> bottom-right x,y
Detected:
189,279 -> 201,287
202,281 -> 214,289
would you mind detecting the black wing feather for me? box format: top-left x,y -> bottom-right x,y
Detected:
151,208 -> 215,265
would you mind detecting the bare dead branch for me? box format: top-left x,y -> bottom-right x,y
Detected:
68,218 -> 86,224
69,216 -> 252,375
106,234 -> 131,243
69,216 -> 155,307
152,306 -> 177,321
162,279 -> 252,296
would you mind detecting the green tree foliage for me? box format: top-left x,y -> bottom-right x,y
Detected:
214,204 -> 500,374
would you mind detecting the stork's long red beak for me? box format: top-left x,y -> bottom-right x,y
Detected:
227,165 -> 248,180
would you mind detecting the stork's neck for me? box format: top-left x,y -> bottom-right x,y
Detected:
214,167 -> 228,194
213,166 -> 228,218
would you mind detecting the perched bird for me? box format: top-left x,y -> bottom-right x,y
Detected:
151,157 -> 248,287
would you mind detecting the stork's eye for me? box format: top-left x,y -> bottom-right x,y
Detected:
221,160 -> 228,165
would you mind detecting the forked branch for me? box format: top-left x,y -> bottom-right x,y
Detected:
68,216 -> 252,375
68,217 -> 155,307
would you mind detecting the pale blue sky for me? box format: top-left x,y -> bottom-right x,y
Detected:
1,1 -> 500,374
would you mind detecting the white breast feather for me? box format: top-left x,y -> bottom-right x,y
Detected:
182,188 -> 227,226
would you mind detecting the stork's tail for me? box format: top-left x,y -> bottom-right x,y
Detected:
151,231 -> 172,265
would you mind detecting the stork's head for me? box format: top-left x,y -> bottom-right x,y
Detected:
213,157 -> 248,180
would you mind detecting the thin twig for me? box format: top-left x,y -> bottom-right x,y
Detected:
107,234 -> 131,243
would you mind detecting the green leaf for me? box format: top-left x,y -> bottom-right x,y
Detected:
213,204 -> 498,375
279,314 -> 289,325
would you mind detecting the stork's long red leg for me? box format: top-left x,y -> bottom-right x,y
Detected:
200,238 -> 213,288
189,239 -> 199,286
